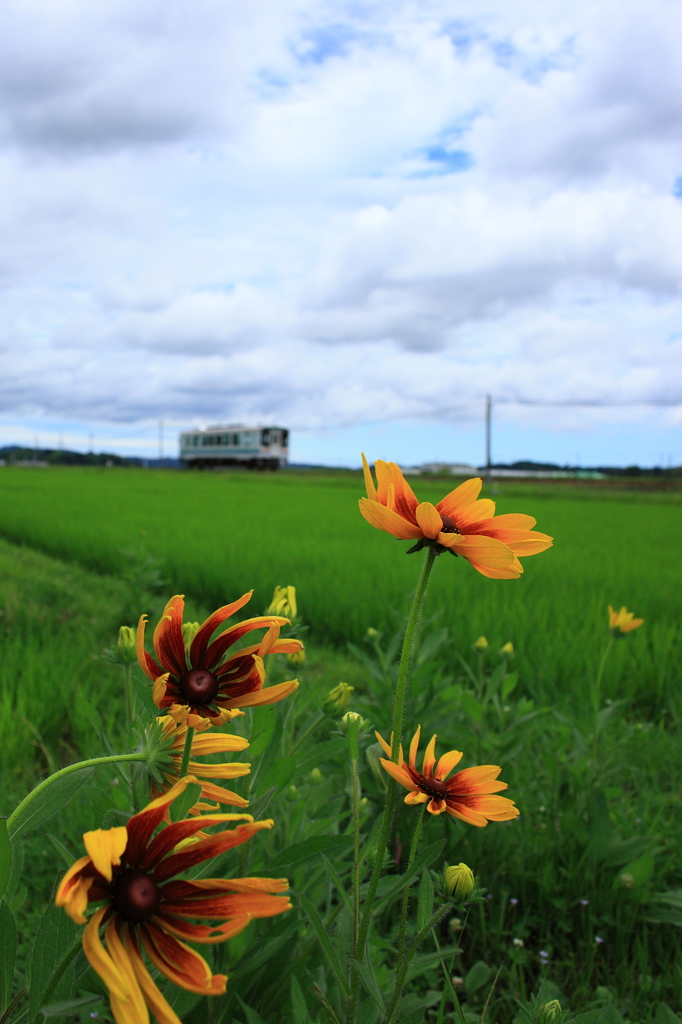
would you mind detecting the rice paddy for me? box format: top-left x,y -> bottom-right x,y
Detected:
1,464 -> 681,1023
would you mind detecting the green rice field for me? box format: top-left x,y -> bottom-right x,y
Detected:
1,465 -> 681,1023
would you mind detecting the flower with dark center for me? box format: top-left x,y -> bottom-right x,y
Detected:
56,778 -> 291,1024
375,725 -> 520,825
359,455 -> 552,579
137,591 -> 304,720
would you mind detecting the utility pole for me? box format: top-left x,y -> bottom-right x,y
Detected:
159,419 -> 164,468
485,395 -> 492,481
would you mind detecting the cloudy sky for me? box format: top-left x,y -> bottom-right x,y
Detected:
1,0 -> 681,467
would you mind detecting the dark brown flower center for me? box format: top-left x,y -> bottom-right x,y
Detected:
179,668 -> 219,705
419,775 -> 449,799
439,514 -> 461,535
110,869 -> 160,923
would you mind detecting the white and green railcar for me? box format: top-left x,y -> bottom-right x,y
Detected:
179,425 -> 289,470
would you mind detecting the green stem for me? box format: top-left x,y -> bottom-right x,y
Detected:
347,546 -> 437,1024
351,753 -> 362,958
179,726 -> 195,778
384,903 -> 451,1024
7,753 -> 148,834
397,806 -> 427,965
290,712 -> 325,755
592,637 -> 614,712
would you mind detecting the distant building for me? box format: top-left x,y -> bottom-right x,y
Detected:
179,425 -> 289,470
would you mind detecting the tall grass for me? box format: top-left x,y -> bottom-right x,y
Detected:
0,466 -> 679,712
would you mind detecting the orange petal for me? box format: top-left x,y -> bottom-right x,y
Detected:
436,478 -> 482,519
408,726 -> 421,771
434,749 -> 463,780
445,804 -> 489,827
427,798 -> 447,815
224,678 -> 299,709
455,498 -> 496,525
422,734 -> 438,777
105,919 -> 149,1023
467,561 -> 523,580
362,453 -> 377,501
379,759 -> 415,791
124,928 -> 183,1024
358,498 -> 422,540
415,502 -> 442,540
405,791 -> 429,805
140,924 -> 226,995
439,534 -> 516,568
82,909 -> 131,1003
374,731 -> 392,757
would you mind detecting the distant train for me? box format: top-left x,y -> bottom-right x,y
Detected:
179,425 -> 289,470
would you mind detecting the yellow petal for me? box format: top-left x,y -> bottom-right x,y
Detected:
361,452 -> 377,501
436,478 -> 483,518
226,678 -> 299,709
422,735 -> 438,777
358,498 -> 422,540
408,726 -> 421,771
83,827 -> 128,882
124,930 -> 183,1024
82,909 -> 131,1003
434,748 -> 463,780
415,502 -> 442,540
105,920 -> 149,1024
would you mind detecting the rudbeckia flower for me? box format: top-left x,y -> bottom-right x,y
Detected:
137,592 -> 303,719
56,778 -> 290,1024
149,713 -> 252,813
608,605 -> 644,636
359,456 -> 552,579
376,726 -> 519,826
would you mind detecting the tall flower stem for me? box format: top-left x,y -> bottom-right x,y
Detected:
7,753 -> 148,834
384,903 -> 452,1024
347,546 -> 437,1024
396,806 -> 427,964
351,748 -> 362,957
592,637 -> 614,712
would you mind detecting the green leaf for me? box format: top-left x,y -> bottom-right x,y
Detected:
0,900 -> 17,1014
572,1011 -> 609,1024
249,707 -> 277,759
8,886 -> 27,913
268,834 -> 353,873
614,854 -> 654,889
237,997 -> 268,1024
655,1004 -> 682,1024
417,870 -> 435,932
9,767 -> 95,839
0,821 -> 11,901
501,673 -> 518,701
258,756 -> 297,795
229,921 -> 299,981
290,975 -> 310,1024
296,739 -> 346,777
169,782 -> 202,823
352,958 -> 385,1014
45,835 -> 76,870
602,837 -> 658,867
131,673 -> 159,719
411,946 -> 461,968
39,994 -> 103,1018
459,693 -> 484,724
374,841 -> 446,912
320,854 -> 353,913
464,960 -> 492,995
246,786 -> 279,822
299,893 -> 349,998
399,1010 -> 425,1024
28,902 -> 79,1023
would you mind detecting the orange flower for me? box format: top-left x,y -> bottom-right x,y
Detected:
56,779 -> 290,1024
137,592 -> 303,720
609,605 -> 644,636
359,456 -> 552,579
376,726 -> 519,827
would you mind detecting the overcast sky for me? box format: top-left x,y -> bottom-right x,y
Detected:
1,0 -> 681,467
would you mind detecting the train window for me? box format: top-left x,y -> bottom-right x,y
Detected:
261,429 -> 270,446
281,430 -> 289,446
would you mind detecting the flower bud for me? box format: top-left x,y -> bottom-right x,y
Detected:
287,648 -> 306,668
500,641 -> 514,655
322,682 -> 354,717
182,621 -> 200,652
443,863 -> 475,900
118,625 -> 136,652
111,625 -> 138,664
309,768 -> 322,784
266,585 -> 297,620
474,636 -> 489,650
366,627 -> 380,641
543,1000 -> 561,1022
285,785 -> 298,802
341,711 -> 364,729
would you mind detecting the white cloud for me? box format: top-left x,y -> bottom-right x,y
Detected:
0,0 -> 680,464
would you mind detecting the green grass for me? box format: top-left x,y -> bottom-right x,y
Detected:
1,466 -> 681,1022
0,465 -> 678,714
